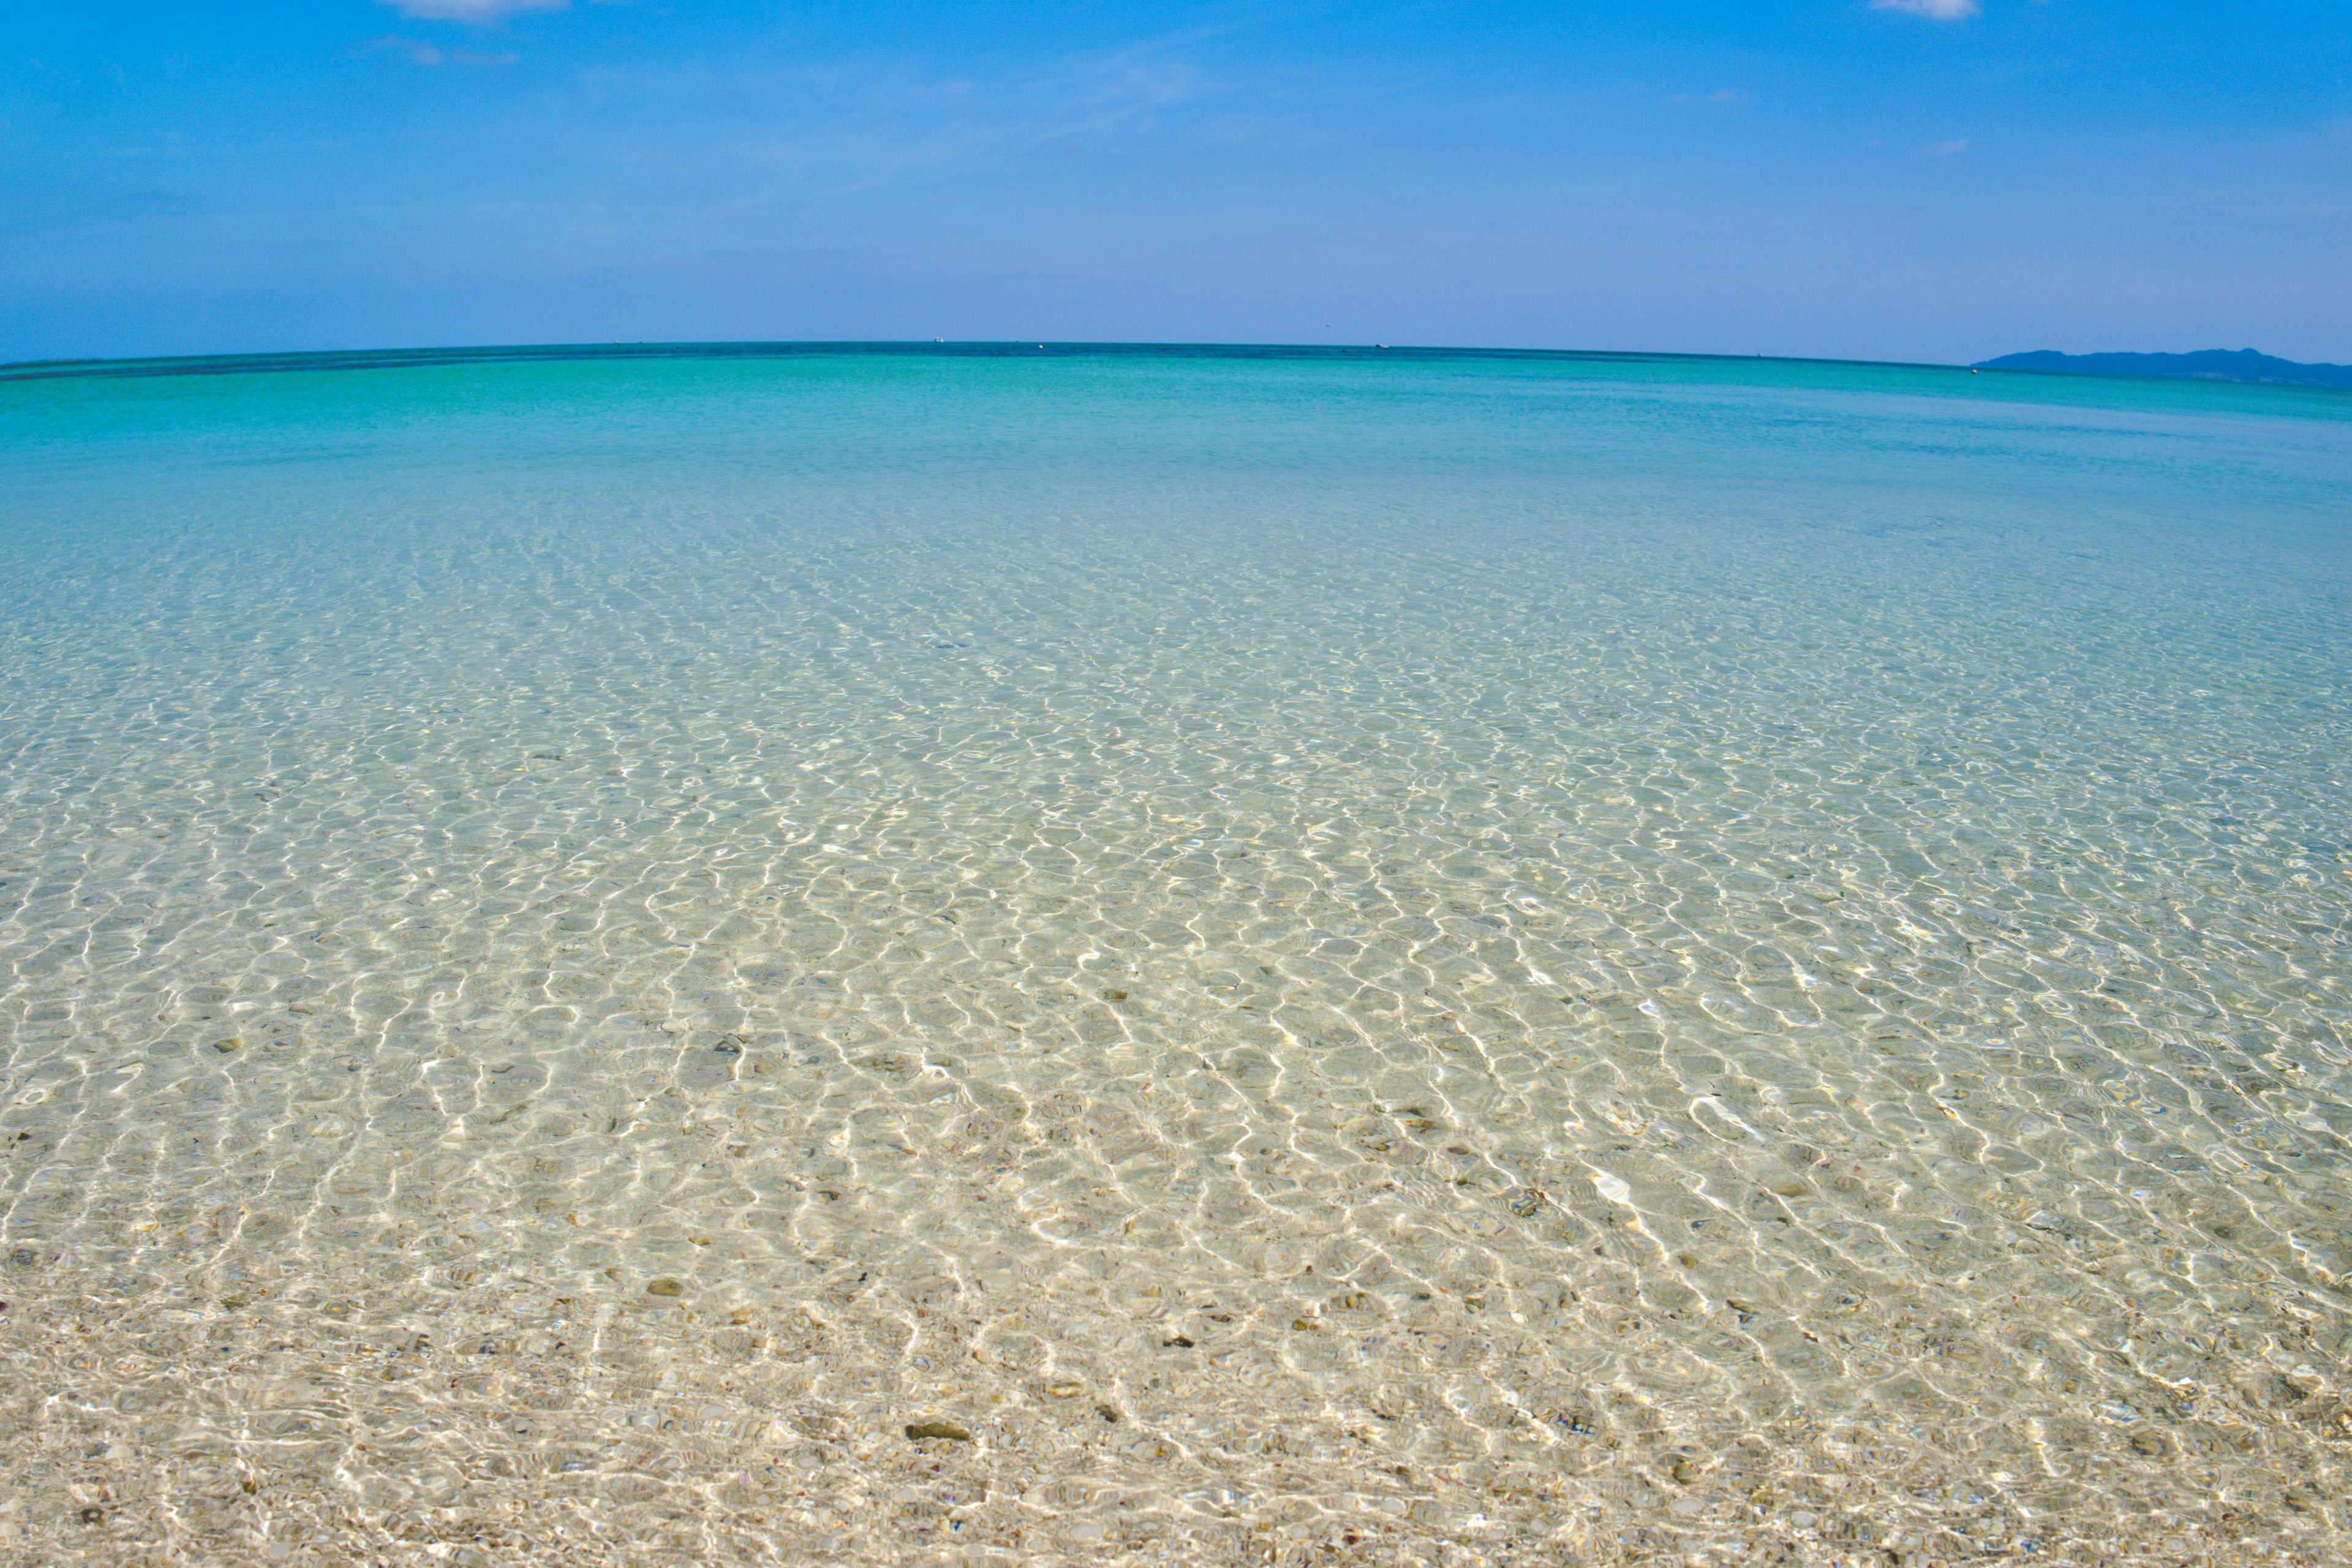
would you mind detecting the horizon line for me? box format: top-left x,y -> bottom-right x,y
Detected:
0,338 -> 1969,385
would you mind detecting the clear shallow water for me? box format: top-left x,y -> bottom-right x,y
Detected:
1,347 -> 2348,1566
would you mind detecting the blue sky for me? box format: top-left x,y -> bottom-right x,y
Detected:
4,1 -> 2346,364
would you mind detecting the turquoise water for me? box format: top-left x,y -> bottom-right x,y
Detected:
2,347 -> 2348,1565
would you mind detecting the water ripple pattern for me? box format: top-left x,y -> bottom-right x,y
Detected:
2,350 -> 2349,1565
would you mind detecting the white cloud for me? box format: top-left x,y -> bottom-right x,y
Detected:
1923,138 -> 1970,156
1871,0 -> 1980,19
380,0 -> 567,23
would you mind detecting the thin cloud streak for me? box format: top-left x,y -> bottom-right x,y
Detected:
381,0 -> 567,23
363,36 -> 521,67
610,32 -> 1275,199
1870,0 -> 1980,20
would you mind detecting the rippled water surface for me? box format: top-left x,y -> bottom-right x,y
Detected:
2,347 -> 2350,1565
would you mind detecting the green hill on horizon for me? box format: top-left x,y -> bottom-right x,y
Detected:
1975,347 -> 2352,391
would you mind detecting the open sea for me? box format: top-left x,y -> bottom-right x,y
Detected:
1,344 -> 2348,1566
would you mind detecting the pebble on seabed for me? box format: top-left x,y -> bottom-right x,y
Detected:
905,1421 -> 972,1441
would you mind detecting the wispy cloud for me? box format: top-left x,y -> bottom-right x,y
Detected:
1923,137 -> 1970,156
365,34 -> 445,66
379,0 -> 567,23
1670,91 -> 1744,105
709,28 -> 1271,195
1871,0 -> 1980,19
1030,37 -> 1218,145
363,34 -> 521,67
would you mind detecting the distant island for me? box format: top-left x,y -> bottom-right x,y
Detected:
1973,347 -> 2352,391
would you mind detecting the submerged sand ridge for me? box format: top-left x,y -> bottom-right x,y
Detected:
3,349 -> 2350,1564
